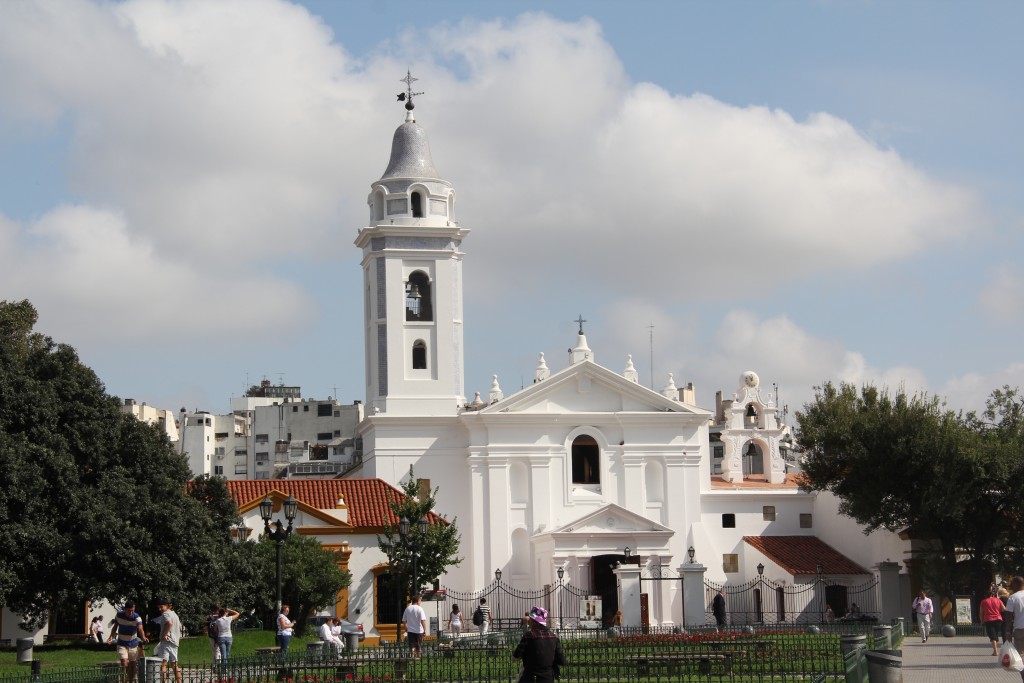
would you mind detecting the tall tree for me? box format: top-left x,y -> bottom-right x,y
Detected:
797,382 -> 1024,600
0,300 -> 231,630
377,467 -> 461,598
241,534 -> 351,637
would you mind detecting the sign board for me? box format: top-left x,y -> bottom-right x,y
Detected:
579,596 -> 602,629
955,597 -> 972,625
420,589 -> 447,601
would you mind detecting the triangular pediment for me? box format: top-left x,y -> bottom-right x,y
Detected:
477,360 -> 711,417
549,503 -> 674,535
237,488 -> 355,532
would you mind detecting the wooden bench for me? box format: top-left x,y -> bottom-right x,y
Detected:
630,651 -> 733,675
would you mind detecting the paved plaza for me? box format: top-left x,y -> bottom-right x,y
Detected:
901,635 -> 1021,682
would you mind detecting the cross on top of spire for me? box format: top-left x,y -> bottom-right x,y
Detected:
575,315 -> 587,335
396,69 -> 425,111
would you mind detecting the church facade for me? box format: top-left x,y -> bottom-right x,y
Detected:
344,86 -> 910,631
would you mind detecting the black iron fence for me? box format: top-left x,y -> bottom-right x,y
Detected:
1,624 -> 901,683
704,577 -> 882,627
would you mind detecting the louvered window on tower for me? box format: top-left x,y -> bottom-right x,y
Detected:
412,340 -> 427,369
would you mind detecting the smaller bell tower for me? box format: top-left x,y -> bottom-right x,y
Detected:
355,72 -> 469,416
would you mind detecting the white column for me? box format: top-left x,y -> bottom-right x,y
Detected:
679,563 -> 708,627
614,564 -> 643,627
877,561 -> 902,624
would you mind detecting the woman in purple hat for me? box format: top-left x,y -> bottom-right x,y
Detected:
512,606 -> 566,683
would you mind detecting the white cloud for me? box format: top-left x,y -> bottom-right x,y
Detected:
940,363 -> 1024,415
0,205 -> 314,345
0,1 -> 1000,405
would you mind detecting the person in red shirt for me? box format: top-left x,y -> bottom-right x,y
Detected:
981,588 -> 1005,655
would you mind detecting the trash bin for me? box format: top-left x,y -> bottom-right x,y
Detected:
865,649 -> 902,683
344,633 -> 359,652
139,657 -> 162,683
872,624 -> 892,649
841,634 -> 867,656
16,638 -> 33,664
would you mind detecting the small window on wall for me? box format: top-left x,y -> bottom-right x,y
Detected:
571,435 -> 600,485
411,191 -> 424,218
412,340 -> 427,369
800,513 -> 813,528
722,513 -> 736,528
723,554 -> 739,573
763,506 -> 776,521
713,446 -> 724,474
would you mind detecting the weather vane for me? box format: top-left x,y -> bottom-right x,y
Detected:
396,69 -> 424,110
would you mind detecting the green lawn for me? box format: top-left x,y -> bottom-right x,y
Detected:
0,631 -> 303,675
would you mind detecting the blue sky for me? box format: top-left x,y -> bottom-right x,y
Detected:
0,0 -> 1021,418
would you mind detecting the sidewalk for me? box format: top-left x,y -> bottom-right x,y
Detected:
900,634 -> 1018,682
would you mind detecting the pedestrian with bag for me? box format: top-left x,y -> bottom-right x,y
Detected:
473,598 -> 491,635
1003,576 -> 1024,680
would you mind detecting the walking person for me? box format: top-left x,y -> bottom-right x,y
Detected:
207,603 -> 222,664
474,598 -> 492,635
277,605 -> 296,662
90,616 -> 104,643
106,600 -> 148,683
1001,587 -> 1013,643
402,594 -> 428,659
215,607 -> 240,662
912,590 -> 934,642
153,598 -> 182,683
981,588 -> 1005,655
712,590 -> 727,630
512,606 -> 565,683
1004,576 -> 1024,682
448,604 -> 463,637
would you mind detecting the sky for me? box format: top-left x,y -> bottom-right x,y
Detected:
1,0 -> 1022,421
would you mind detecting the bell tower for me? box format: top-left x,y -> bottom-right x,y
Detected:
355,73 -> 469,416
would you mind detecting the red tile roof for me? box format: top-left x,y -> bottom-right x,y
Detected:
225,479 -> 445,529
743,536 -> 870,575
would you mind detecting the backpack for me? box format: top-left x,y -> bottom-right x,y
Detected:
472,607 -> 484,626
207,616 -> 219,639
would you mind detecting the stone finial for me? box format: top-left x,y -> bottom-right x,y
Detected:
662,373 -> 679,400
535,353 -> 550,383
623,354 -> 639,383
489,375 -> 504,403
469,391 -> 485,409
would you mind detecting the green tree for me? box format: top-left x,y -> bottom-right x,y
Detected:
247,534 -> 351,637
797,382 -> 1024,601
377,467 -> 461,599
0,300 -> 233,630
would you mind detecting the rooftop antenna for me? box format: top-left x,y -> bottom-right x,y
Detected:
397,69 -> 424,110
275,372 -> 285,385
648,323 -> 655,389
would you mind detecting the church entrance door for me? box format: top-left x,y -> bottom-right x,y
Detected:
591,553 -> 627,627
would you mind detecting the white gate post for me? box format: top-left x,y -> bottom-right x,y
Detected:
613,563 -> 643,627
679,562 -> 708,627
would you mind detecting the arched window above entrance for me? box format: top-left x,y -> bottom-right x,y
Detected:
571,435 -> 600,485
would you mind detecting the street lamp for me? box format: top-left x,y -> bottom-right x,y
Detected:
556,567 -> 565,629
259,494 -> 298,614
688,546 -> 696,563
379,515 -> 430,645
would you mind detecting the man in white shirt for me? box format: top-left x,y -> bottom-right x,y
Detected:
1004,576 -> 1024,682
402,595 -> 428,659
912,591 -> 934,643
318,618 -> 344,656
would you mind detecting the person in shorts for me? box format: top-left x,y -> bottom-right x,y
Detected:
107,600 -> 148,683
402,594 -> 428,658
1004,576 -> 1024,683
153,598 -> 182,683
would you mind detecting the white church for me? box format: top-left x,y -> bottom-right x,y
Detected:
338,79 -> 913,633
